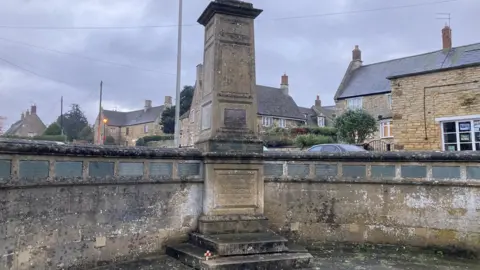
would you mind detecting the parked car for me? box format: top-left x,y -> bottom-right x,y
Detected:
307,144 -> 367,153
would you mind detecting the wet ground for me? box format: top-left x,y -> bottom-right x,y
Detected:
93,248 -> 480,270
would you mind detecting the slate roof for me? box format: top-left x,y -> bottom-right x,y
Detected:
4,113 -> 46,136
256,85 -> 304,119
337,42 -> 480,99
180,85 -> 305,120
103,106 -> 165,127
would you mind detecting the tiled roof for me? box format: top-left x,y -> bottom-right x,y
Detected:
338,42 -> 480,99
256,85 -> 304,120
181,85 -> 305,120
4,120 -> 22,135
103,106 -> 165,127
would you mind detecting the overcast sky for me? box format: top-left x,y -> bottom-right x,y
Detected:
0,0 -> 479,128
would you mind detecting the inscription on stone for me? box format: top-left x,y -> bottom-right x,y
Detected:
371,165 -> 395,179
150,162 -> 173,177
89,162 -> 114,177
224,108 -> 246,128
315,164 -> 337,177
288,164 -> 309,177
264,164 -> 283,177
178,163 -> 200,177
401,165 -> 427,178
214,170 -> 257,208
467,166 -> 480,179
201,103 -> 212,130
0,160 -> 11,181
342,165 -> 366,178
220,44 -> 251,95
55,161 -> 82,178
19,160 -> 49,181
118,162 -> 144,177
432,166 -> 461,179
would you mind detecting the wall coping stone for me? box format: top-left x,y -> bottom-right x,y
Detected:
0,140 -> 202,159
204,150 -> 480,162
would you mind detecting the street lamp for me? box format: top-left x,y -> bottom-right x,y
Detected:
173,0 -> 183,148
103,118 -> 108,144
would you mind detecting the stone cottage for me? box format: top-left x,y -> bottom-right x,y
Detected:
4,104 -> 46,137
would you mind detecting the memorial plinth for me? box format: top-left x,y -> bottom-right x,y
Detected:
167,1 -> 313,268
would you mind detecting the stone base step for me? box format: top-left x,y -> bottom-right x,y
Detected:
189,232 -> 288,256
201,252 -> 313,270
166,243 -> 209,269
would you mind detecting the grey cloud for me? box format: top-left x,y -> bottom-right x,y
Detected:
0,0 -> 479,129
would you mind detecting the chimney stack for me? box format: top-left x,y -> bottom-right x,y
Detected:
442,25 -> 452,50
21,112 -> 25,120
26,109 -> 30,116
315,95 -> 321,107
352,45 -> 362,62
30,104 -> 37,115
280,73 -> 289,95
144,100 -> 152,111
164,96 -> 172,108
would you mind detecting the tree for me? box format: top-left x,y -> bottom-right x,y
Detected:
160,85 -> 194,134
334,109 -> 378,144
160,107 -> 176,134
78,125 -> 94,142
56,104 -> 89,141
43,122 -> 61,136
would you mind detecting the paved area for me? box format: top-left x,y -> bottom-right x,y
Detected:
93,250 -> 480,269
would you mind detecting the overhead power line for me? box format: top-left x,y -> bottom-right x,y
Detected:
0,0 -> 460,30
0,37 -> 175,75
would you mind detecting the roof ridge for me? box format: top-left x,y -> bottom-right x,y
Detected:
104,105 -> 164,114
361,41 -> 480,68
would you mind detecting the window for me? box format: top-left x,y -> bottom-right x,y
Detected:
125,127 -> 129,135
441,119 -> 480,151
380,121 -> 393,138
262,116 -> 273,127
110,127 -> 115,133
27,132 -> 36,137
278,118 -> 286,128
346,97 -> 362,110
317,116 -> 325,127
322,145 -> 340,152
144,124 -> 149,133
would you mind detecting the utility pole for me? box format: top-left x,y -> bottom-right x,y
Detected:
173,0 -> 183,148
60,96 -> 64,137
97,81 -> 103,145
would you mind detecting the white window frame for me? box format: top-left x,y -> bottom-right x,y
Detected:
317,116 -> 325,127
278,118 -> 286,128
144,124 -> 149,133
386,93 -> 392,109
262,116 -> 273,127
437,115 -> 480,151
346,97 -> 363,110
380,120 -> 393,138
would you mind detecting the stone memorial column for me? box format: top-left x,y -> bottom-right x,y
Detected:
195,0 -> 266,234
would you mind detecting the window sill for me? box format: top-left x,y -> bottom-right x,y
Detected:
380,136 -> 394,139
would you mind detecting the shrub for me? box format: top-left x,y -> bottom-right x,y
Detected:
263,136 -> 293,147
1,135 -> 66,142
294,134 -> 334,149
135,138 -> 146,146
141,135 -> 174,143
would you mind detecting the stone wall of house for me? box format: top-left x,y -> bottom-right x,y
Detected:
255,116 -> 303,133
336,94 -> 393,143
391,65 -> 480,150
263,151 -> 480,256
0,142 -> 203,270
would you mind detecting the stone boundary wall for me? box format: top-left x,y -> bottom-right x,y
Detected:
0,141 -> 203,270
261,151 -> 480,256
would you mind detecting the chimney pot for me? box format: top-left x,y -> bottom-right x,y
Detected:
352,45 -> 362,61
280,73 -> 289,95
315,96 -> 321,107
442,25 -> 452,50
30,104 -> 37,115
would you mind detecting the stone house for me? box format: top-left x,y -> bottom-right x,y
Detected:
334,26 -> 479,151
388,28 -> 480,151
94,97 -> 172,146
180,64 -> 306,147
298,95 -> 336,128
4,104 -> 46,137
